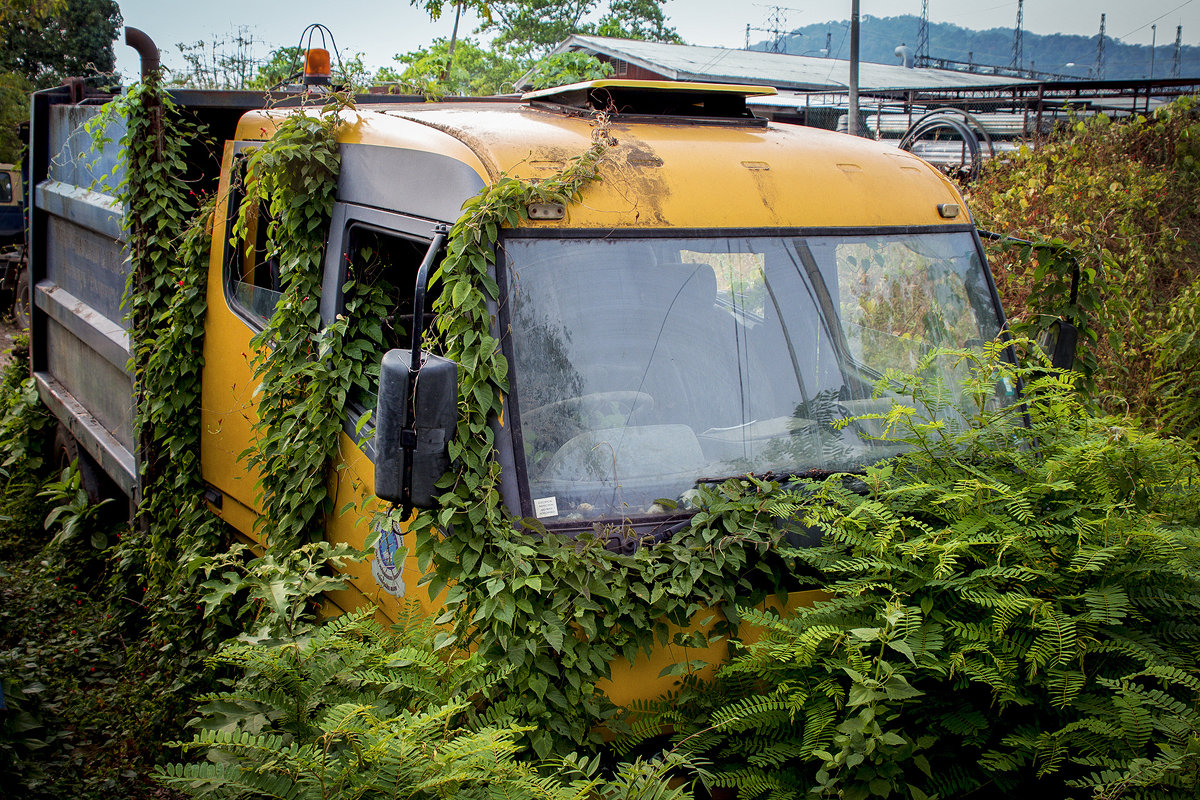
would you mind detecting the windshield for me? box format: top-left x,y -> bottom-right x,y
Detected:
504,230 -> 1009,524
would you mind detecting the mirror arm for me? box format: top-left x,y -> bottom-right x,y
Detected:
401,224 -> 450,513
978,228 -> 1082,371
410,225 -> 450,373
978,226 -> 1082,318
1067,252 -> 1080,307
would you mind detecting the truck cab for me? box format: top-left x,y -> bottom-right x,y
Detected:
195,80 -> 1008,614
27,78 -> 1010,698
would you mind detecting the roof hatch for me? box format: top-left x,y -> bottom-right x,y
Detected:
522,80 -> 777,125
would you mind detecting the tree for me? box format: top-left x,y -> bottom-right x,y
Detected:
380,37 -> 527,97
0,72 -> 30,162
406,0 -> 494,22
595,0 -> 681,43
481,0 -> 680,55
0,0 -> 120,88
482,0 -> 593,55
523,51 -> 612,90
409,0 -> 680,59
248,46 -> 305,90
0,0 -> 62,25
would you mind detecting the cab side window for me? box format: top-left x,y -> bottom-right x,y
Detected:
225,158 -> 281,327
341,224 -> 430,411
0,173 -> 12,205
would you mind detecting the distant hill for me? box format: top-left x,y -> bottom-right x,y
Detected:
749,14 -> 1200,80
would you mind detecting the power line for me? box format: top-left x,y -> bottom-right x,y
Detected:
1120,0 -> 1195,39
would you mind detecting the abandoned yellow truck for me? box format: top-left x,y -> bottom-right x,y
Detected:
25,42 -> 1011,719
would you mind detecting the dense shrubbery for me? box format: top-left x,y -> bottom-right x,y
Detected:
0,343 -> 174,798
0,336 -> 52,557
632,348 -> 1200,799
159,573 -> 692,800
967,97 -> 1200,435
158,344 -> 1200,800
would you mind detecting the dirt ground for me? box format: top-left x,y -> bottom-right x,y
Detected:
0,316 -> 21,367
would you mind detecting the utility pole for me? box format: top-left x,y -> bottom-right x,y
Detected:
1173,25 -> 1183,78
917,0 -> 930,64
443,0 -> 463,82
768,5 -> 786,52
746,6 -> 797,53
1150,24 -> 1157,79
1097,13 -> 1106,80
1010,0 -> 1024,71
825,31 -> 832,56
848,0 -> 860,136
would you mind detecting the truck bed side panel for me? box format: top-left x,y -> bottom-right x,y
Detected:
30,99 -> 136,494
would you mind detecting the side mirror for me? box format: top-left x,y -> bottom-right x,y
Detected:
1038,318 -> 1078,371
374,349 -> 458,508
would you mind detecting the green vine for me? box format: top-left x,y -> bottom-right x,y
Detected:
75,72 -> 236,738
234,92 -> 380,554
407,115 -> 813,756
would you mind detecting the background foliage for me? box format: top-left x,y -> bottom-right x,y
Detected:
4,8 -> 1200,798
158,0 -> 674,96
0,0 -> 118,162
968,97 -> 1200,436
0,0 -> 119,88
374,36 -> 532,97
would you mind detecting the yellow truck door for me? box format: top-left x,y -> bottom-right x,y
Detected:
200,143 -> 280,536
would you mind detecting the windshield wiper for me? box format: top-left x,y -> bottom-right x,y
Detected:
694,467 -> 854,484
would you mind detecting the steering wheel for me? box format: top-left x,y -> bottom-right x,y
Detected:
522,390 -> 655,435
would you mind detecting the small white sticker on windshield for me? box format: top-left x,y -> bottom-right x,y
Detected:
533,496 -> 559,518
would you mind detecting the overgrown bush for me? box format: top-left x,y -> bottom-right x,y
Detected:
159,585 -> 692,800
635,347 -> 1200,799
967,96 -> 1200,432
0,563 -> 144,796
0,334 -> 53,557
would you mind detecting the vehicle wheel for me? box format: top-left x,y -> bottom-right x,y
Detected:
14,266 -> 30,329
53,423 -> 107,506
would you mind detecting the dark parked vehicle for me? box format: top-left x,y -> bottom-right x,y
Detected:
0,162 -> 29,327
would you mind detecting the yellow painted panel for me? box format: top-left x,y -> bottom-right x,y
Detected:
598,590 -> 828,707
200,143 -> 268,529
324,431 -> 446,622
206,492 -> 258,542
238,100 -> 969,231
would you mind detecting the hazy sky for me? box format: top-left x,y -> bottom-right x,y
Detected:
111,0 -> 1200,81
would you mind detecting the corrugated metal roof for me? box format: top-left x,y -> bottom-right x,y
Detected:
545,35 -> 1033,92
